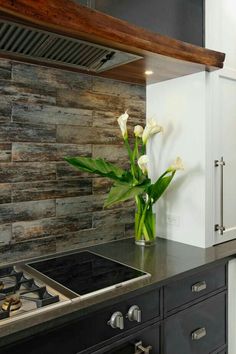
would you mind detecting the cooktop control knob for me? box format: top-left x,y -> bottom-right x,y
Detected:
127,305 -> 142,323
107,311 -> 124,330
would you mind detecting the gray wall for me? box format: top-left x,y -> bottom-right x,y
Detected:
0,59 -> 145,261
74,0 -> 204,46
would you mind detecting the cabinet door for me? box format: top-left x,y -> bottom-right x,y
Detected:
164,292 -> 227,354
94,0 -> 204,46
85,322 -> 160,354
214,72 -> 236,244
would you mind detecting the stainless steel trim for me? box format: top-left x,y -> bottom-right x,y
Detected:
191,327 -> 207,340
215,156 -> 226,235
0,19 -> 142,72
23,250 -> 151,301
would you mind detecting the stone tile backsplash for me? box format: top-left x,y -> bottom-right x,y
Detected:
0,59 -> 146,260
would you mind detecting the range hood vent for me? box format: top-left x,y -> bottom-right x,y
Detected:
0,20 -> 141,72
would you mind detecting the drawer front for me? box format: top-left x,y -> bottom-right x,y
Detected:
164,263 -> 226,313
1,289 -> 160,354
85,322 -> 160,354
164,292 -> 227,354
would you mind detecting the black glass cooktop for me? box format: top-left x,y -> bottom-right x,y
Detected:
27,251 -> 149,298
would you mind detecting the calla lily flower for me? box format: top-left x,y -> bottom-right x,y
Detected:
168,157 -> 184,172
117,111 -> 129,139
138,155 -> 149,174
134,125 -> 144,138
142,118 -> 163,144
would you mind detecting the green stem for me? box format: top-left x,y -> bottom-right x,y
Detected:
137,201 -> 149,239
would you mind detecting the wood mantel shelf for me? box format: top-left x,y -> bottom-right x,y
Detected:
0,0 -> 225,85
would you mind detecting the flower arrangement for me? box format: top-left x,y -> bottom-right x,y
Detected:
65,111 -> 183,246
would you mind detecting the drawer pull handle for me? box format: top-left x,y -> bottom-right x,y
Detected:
191,327 -> 207,340
134,341 -> 152,353
191,281 -> 207,293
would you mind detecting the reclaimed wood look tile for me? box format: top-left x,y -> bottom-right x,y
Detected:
0,80 -> 57,105
11,179 -> 92,202
93,110 -> 144,129
0,162 -> 57,182
12,214 -> 92,242
92,208 -> 135,228
0,59 -> 145,254
0,96 -> 11,122
0,237 -> 57,261
0,184 -> 11,204
12,62 -> 92,90
0,199 -> 56,224
0,123 -> 57,143
0,143 -> 11,162
0,224 -> 12,246
56,89 -> 125,111
0,59 -> 11,80
92,77 -> 145,99
57,125 -> 121,145
12,143 -> 91,162
12,103 -> 93,126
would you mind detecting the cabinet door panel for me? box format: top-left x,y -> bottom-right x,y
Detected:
164,292 -> 227,354
87,322 -> 160,354
215,74 -> 236,244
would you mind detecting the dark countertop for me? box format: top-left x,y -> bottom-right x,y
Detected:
1,237 -> 236,345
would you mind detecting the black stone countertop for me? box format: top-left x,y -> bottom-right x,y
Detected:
0,237 -> 236,345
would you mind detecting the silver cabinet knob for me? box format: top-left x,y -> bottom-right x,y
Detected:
107,311 -> 124,330
191,280 -> 207,293
191,327 -> 207,340
127,305 -> 142,323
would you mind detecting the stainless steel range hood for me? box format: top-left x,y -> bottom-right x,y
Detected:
0,19 -> 141,73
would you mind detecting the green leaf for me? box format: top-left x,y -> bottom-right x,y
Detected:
149,171 -> 175,204
65,157 -> 132,183
104,183 -> 146,208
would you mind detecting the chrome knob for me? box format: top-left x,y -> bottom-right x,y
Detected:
127,305 -> 142,323
107,311 -> 124,330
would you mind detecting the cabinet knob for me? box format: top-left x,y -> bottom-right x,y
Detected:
107,311 -> 124,330
191,327 -> 207,340
191,280 -> 207,293
135,341 -> 152,353
127,305 -> 142,323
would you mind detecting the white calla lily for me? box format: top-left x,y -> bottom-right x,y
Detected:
134,125 -> 144,138
117,111 -> 129,139
168,157 -> 184,172
138,155 -> 149,174
142,118 -> 163,144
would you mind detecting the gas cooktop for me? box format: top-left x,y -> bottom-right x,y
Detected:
25,251 -> 150,299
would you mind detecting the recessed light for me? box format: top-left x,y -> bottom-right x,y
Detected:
145,70 -> 154,75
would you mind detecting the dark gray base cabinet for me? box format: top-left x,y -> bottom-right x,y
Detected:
1,261 -> 228,354
164,292 -> 227,354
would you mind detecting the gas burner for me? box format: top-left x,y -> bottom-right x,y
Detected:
2,295 -> 22,312
0,266 -> 64,323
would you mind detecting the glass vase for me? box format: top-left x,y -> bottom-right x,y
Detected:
134,197 -> 156,246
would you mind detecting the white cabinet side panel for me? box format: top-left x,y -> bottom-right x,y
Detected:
147,72 -> 206,247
